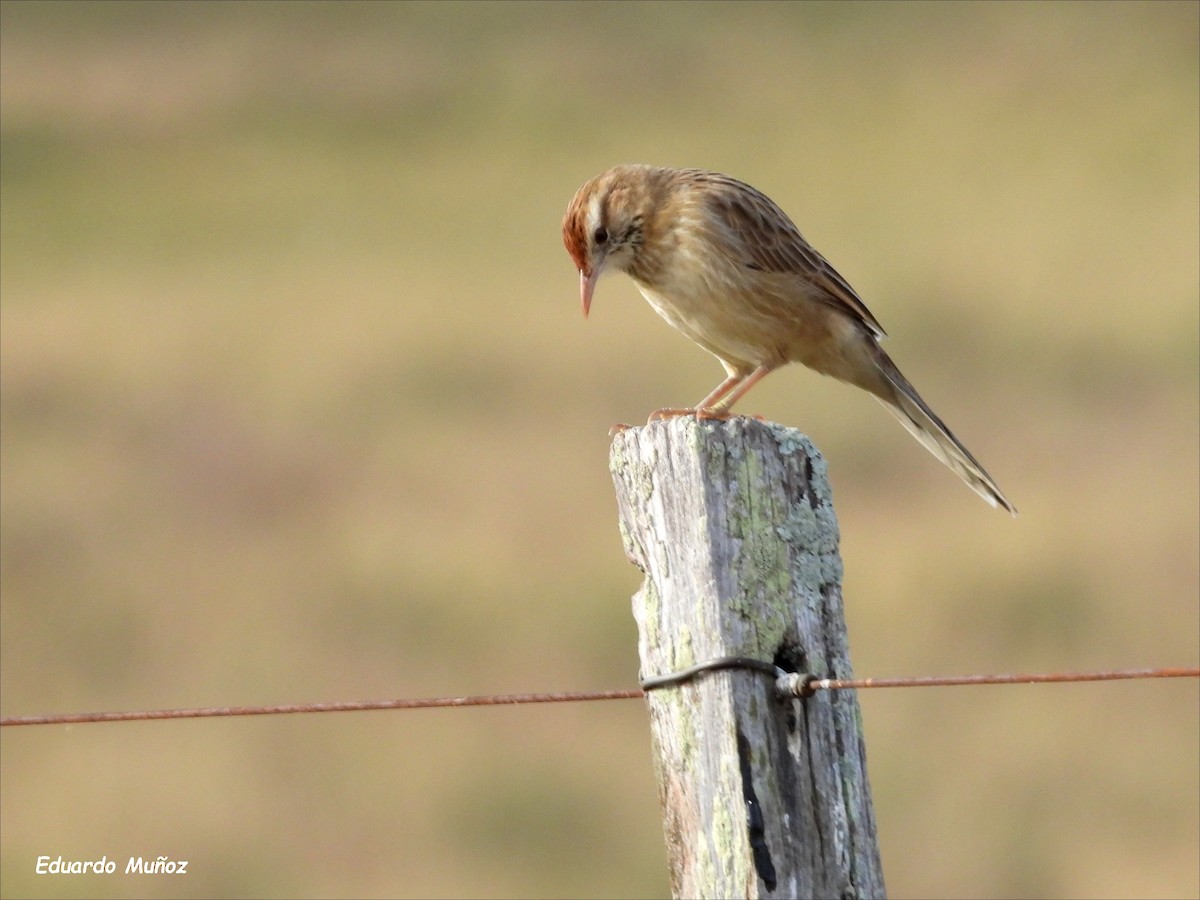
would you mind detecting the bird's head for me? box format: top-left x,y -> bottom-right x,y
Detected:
562,166 -> 657,317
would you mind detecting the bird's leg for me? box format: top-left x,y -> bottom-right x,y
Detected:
647,368 -> 775,423
647,373 -> 744,423
708,365 -> 772,413
697,373 -> 747,411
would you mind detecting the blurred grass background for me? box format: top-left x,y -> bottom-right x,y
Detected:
1,1 -> 1197,898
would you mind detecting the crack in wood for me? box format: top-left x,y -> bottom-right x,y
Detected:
737,726 -> 777,892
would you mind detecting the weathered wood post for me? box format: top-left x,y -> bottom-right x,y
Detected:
610,416 -> 885,899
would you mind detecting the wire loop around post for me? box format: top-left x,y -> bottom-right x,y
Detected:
639,656 -> 786,691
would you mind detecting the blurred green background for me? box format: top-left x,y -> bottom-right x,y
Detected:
1,2 -> 1197,898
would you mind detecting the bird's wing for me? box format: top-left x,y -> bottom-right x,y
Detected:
701,172 -> 888,339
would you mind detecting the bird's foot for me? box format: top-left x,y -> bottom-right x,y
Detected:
647,407 -> 734,424
608,422 -> 633,437
647,407 -> 697,423
645,408 -> 768,425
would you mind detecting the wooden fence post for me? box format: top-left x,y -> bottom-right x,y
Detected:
610,416 -> 885,900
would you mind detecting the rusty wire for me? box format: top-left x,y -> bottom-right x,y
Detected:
783,665 -> 1200,698
1,667 -> 1195,728
0,689 -> 644,727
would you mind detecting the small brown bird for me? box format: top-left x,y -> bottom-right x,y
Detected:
562,164 -> 1016,514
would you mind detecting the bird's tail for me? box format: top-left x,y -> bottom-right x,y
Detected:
871,351 -> 1017,515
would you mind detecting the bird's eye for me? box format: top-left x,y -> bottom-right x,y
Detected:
593,226 -> 609,246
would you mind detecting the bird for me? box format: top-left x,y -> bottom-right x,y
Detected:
561,164 -> 1016,514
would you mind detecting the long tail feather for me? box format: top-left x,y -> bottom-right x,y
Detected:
873,355 -> 1017,515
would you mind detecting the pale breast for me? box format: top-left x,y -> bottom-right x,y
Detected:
635,279 -> 782,373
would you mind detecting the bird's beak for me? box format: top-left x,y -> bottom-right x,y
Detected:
580,265 -> 601,319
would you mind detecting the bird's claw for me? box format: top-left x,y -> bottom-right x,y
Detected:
647,407 -> 697,424
646,407 -> 735,424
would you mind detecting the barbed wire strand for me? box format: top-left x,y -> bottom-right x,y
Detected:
1,667 -> 1195,728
